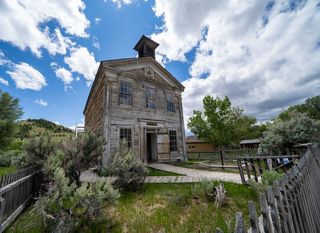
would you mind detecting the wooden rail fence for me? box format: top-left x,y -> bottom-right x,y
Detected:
0,165 -> 41,233
229,144 -> 320,233
237,155 -> 300,184
187,148 -> 259,161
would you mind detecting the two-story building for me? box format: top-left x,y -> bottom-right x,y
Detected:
84,36 -> 186,164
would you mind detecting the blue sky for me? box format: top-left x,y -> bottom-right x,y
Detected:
0,0 -> 319,129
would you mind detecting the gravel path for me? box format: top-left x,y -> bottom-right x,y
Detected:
148,163 -> 244,184
80,163 -> 244,184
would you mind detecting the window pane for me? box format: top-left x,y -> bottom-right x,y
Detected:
119,81 -> 132,105
166,93 -> 175,112
120,128 -> 132,148
169,130 -> 177,152
145,87 -> 156,109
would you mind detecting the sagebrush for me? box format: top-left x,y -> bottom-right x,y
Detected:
100,141 -> 148,191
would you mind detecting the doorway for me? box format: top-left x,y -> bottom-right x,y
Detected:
146,133 -> 157,162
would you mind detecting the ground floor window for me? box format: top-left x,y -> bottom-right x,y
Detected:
169,130 -> 177,152
120,128 -> 132,148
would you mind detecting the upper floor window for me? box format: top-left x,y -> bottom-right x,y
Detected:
120,128 -> 132,148
145,87 -> 156,109
119,81 -> 132,105
169,130 -> 177,152
166,93 -> 175,112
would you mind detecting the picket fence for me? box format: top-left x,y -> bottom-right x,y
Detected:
228,144 -> 320,233
0,165 -> 41,233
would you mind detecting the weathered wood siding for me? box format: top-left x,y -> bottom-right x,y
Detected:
85,60 -> 186,163
107,68 -> 184,162
84,73 -> 105,136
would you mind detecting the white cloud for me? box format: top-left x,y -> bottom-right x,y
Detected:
64,47 -> 99,82
92,36 -> 100,49
109,0 -> 133,8
0,77 -> 9,86
35,98 -> 48,106
0,0 -> 89,57
52,66 -> 73,85
6,62 -> 47,90
95,17 -> 102,24
152,0 -> 320,128
0,50 -> 12,66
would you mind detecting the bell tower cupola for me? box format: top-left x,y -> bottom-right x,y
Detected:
134,35 -> 159,59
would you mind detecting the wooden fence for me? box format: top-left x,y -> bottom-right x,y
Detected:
229,144 -> 320,233
187,148 -> 259,161
0,165 -> 42,233
237,155 -> 300,184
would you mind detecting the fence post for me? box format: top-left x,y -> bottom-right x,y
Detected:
260,193 -> 272,233
237,159 -> 246,184
234,212 -> 245,233
0,196 -> 5,222
248,201 -> 260,233
266,186 -> 281,233
250,158 -> 258,182
219,150 -> 224,169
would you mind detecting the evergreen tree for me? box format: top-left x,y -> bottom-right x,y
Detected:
0,90 -> 23,150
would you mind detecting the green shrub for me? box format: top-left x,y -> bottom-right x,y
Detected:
0,150 -> 28,167
191,179 -> 215,200
33,168 -> 119,233
261,170 -> 284,185
100,141 -> 148,191
0,151 -> 13,167
23,135 -> 56,166
59,133 -> 105,185
9,151 -> 29,168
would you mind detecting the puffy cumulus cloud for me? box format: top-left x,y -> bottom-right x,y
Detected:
6,62 -> 47,90
0,77 -> 9,86
152,0 -> 320,126
51,63 -> 74,85
64,47 -> 99,82
0,0 -> 89,57
35,98 -> 48,106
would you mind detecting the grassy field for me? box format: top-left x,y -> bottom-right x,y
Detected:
8,182 -> 258,233
0,167 -> 16,176
147,167 -> 182,176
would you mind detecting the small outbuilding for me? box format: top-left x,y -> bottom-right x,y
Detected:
186,136 -> 217,153
240,139 -> 260,149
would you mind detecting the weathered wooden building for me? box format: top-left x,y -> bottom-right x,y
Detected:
186,136 -> 217,153
84,36 -> 186,164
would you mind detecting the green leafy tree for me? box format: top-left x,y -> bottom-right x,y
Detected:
0,90 -> 23,150
259,111 -> 320,155
188,96 -> 259,146
279,95 -> 320,121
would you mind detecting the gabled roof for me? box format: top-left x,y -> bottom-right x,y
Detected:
186,136 -> 205,143
100,57 -> 185,90
83,57 -> 185,114
240,139 -> 260,144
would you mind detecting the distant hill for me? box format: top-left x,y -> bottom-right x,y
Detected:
16,119 -> 73,139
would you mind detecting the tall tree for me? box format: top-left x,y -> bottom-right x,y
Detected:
259,111 -> 320,155
187,96 -> 258,146
0,90 -> 23,150
279,95 -> 320,121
